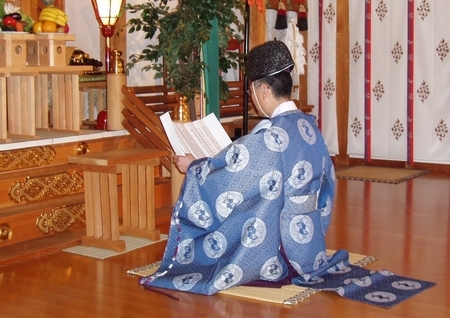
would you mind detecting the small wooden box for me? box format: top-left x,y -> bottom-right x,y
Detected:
37,33 -> 69,66
0,33 -> 32,67
34,33 -> 75,67
26,39 -> 40,66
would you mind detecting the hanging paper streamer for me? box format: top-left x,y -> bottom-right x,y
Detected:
275,1 -> 288,30
297,1 -> 308,31
282,15 -> 306,99
283,15 -> 307,75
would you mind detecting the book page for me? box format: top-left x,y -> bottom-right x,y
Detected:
173,122 -> 207,159
192,118 -> 224,156
199,113 -> 232,151
160,112 -> 186,156
183,122 -> 216,157
159,112 -> 232,159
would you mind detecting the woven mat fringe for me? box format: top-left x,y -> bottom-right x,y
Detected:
127,261 -> 163,276
283,287 -> 318,304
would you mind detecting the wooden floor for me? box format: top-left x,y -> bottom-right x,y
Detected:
1,171 -> 449,317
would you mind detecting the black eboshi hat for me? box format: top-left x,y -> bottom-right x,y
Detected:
246,40 -> 295,82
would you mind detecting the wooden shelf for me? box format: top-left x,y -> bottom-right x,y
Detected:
0,65 -> 92,76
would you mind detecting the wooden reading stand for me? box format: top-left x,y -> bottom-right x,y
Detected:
68,148 -> 169,252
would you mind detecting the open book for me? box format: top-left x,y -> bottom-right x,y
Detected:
160,112 -> 232,159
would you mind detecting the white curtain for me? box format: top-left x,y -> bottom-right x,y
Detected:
307,0 -> 339,155
347,0 -> 365,158
348,0 -> 450,164
414,0 -> 450,163
65,0 -> 100,61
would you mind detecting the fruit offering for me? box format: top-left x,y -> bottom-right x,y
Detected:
0,2 -> 34,32
32,6 -> 69,34
1,12 -> 29,32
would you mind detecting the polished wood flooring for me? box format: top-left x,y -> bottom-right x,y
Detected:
1,171 -> 449,317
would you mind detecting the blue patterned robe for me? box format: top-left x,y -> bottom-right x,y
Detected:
140,108 -> 336,295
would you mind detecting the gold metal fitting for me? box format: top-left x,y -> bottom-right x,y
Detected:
0,223 -> 12,242
172,96 -> 190,122
76,142 -> 89,155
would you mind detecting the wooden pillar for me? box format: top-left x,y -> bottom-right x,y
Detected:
107,73 -> 126,130
249,3 -> 266,49
335,0 -> 350,166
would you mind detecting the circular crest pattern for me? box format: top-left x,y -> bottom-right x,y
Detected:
289,214 -> 314,244
344,276 -> 372,287
173,273 -> 203,291
260,256 -> 284,280
391,280 -> 422,290
298,118 -> 317,145
214,264 -> 243,290
365,291 -> 397,303
188,200 -> 213,229
191,161 -> 210,185
260,170 -> 283,200
203,231 -> 227,259
241,217 -> 266,248
288,160 -> 313,189
225,144 -> 249,172
216,191 -> 244,221
176,238 -> 195,264
264,126 -> 289,152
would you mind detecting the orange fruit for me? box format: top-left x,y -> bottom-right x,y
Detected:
32,21 -> 43,34
41,20 -> 57,33
15,22 -> 24,32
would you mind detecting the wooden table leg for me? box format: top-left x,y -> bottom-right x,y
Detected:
120,159 -> 160,241
81,170 -> 125,252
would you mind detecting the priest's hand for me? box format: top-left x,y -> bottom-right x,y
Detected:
174,154 -> 196,174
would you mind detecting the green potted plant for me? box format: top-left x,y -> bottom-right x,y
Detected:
125,0 -> 246,105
